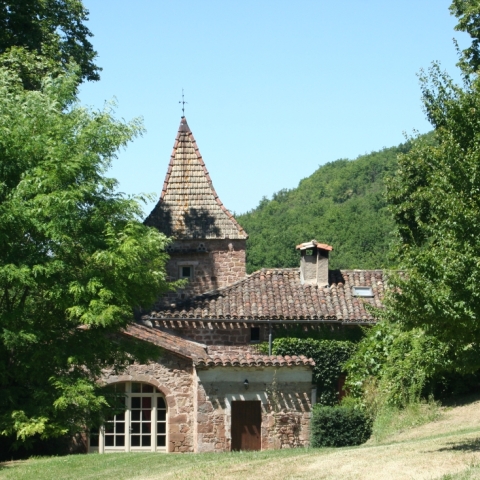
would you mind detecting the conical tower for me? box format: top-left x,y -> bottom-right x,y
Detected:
145,117 -> 248,296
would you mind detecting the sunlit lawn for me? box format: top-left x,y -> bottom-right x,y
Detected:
4,395 -> 480,480
0,448 -> 325,480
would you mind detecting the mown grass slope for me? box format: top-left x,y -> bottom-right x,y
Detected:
2,394 -> 480,480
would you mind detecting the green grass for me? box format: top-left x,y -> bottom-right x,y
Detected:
2,395 -> 480,480
0,448 -> 326,480
371,399 -> 442,444
439,463 -> 480,479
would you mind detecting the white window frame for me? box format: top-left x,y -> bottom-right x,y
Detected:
88,382 -> 167,454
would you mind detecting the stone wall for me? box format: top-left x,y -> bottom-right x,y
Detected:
174,325 -> 263,347
152,323 -> 269,354
195,366 -> 313,453
102,351 -> 195,453
160,239 -> 246,304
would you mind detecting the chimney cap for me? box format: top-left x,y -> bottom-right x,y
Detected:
296,240 -> 333,251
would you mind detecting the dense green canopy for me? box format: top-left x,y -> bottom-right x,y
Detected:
0,53 -> 176,445
238,140 -> 418,273
0,0 -> 100,85
384,64 -> 480,362
345,1 -> 480,407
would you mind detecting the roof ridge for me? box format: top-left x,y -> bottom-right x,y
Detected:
194,352 -> 315,368
159,267 -> 390,304
161,268 -> 306,309
188,269 -> 263,298
187,268 -> 302,297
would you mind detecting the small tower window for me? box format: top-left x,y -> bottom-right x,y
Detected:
179,266 -> 193,280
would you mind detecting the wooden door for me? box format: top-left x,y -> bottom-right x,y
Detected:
231,401 -> 262,451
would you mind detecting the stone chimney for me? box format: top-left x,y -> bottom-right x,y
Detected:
296,240 -> 333,287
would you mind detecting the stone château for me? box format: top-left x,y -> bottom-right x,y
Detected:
93,117 -> 386,454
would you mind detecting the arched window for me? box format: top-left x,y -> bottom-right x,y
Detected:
89,382 -> 167,453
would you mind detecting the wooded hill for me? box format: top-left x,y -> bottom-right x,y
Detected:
237,137 -> 427,273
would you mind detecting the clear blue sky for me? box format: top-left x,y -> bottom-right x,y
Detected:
79,0 -> 467,216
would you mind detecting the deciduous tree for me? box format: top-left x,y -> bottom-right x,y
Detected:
0,0 -> 100,85
384,62 -> 480,369
0,52 -> 176,446
346,2 -> 480,404
451,0 -> 480,74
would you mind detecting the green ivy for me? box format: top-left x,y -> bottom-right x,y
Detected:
260,338 -> 357,405
269,325 -> 364,342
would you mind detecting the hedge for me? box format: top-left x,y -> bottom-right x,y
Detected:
311,405 -> 372,447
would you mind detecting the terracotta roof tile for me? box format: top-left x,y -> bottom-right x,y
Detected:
144,117 -> 247,240
296,240 -> 334,251
122,324 -> 313,368
150,268 -> 393,323
194,353 -> 315,368
122,324 -> 207,360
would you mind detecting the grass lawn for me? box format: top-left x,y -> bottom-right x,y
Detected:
0,449 -> 329,480
3,396 -> 480,480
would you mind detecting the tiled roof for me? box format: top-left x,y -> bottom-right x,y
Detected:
122,324 -> 314,368
195,354 -> 315,368
149,268 -> 388,323
144,117 -> 247,240
122,324 -> 207,360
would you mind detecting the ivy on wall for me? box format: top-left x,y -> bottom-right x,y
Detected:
260,337 -> 357,406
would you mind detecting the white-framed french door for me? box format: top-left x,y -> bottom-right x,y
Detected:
89,381 -> 167,453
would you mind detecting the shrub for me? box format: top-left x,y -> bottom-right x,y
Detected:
345,321 -> 449,408
311,405 -> 372,447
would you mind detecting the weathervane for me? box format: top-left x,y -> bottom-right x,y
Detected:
179,88 -> 187,117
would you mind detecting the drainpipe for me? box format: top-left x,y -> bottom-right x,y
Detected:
268,322 -> 272,356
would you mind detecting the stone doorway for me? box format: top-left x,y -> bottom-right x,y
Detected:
231,400 -> 261,451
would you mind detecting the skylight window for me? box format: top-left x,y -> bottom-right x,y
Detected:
352,286 -> 374,297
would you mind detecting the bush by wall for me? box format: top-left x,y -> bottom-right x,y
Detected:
311,405 -> 372,447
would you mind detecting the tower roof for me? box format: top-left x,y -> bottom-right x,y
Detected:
145,117 -> 248,240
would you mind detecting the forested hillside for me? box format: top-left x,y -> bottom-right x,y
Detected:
237,138 -> 424,273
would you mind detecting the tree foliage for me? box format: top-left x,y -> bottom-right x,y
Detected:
0,53 -> 176,446
237,140 -> 419,274
451,0 -> 480,74
0,0 -> 100,85
384,63 -> 480,369
344,2 -> 480,407
345,321 -> 449,407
